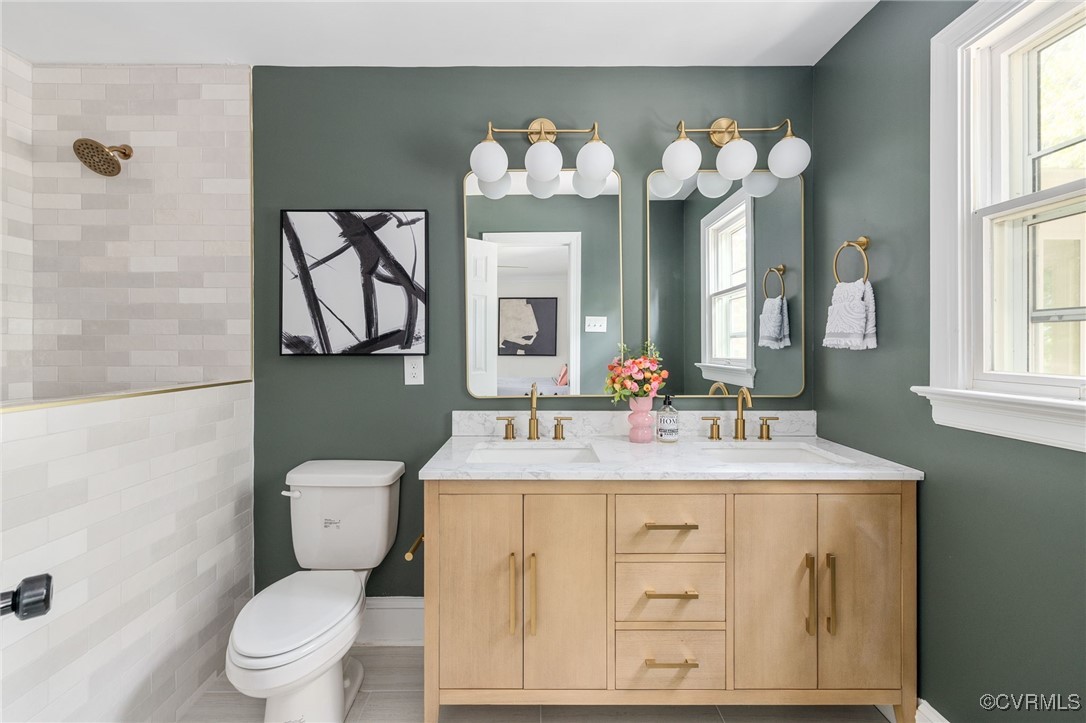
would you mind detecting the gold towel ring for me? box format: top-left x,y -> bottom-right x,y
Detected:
762,264 -> 786,299
833,236 -> 870,283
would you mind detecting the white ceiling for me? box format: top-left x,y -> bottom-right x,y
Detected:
2,1 -> 878,67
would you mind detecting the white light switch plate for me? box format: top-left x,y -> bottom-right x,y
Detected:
585,316 -> 607,333
404,357 -> 424,385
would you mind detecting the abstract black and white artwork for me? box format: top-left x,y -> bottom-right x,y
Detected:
280,210 -> 428,355
498,297 -> 557,356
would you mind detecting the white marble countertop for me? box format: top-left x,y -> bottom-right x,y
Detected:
419,434 -> 924,481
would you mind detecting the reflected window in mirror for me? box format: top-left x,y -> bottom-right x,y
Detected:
647,171 -> 805,397
700,192 -> 754,386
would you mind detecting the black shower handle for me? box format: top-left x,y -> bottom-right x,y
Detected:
1,574 -> 53,620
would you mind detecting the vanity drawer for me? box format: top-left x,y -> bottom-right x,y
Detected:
616,494 -> 726,553
615,562 -> 726,622
616,630 -> 727,690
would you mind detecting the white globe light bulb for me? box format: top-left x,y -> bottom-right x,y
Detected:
716,138 -> 757,180
662,138 -> 702,181
695,171 -> 732,199
649,172 -> 683,199
576,140 -> 614,181
478,173 -> 511,200
526,173 -> 560,199
767,135 -> 811,178
525,141 -> 563,182
469,140 -> 508,183
742,171 -> 779,198
572,171 -> 606,199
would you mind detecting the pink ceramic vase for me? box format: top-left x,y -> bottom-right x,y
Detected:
627,396 -> 654,444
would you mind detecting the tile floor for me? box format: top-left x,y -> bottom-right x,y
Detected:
182,646 -> 892,722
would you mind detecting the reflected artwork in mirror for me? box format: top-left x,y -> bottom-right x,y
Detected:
464,170 -> 623,397
647,170 -> 804,397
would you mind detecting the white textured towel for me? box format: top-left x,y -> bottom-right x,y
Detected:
758,296 -> 791,349
823,280 -> 877,350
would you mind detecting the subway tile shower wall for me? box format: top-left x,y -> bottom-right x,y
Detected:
1,51 -> 36,401
16,58 -> 252,401
0,383 -> 254,722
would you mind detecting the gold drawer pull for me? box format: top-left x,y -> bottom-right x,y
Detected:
645,658 -> 699,669
644,589 -> 699,600
644,522 -> 699,531
528,553 -> 537,636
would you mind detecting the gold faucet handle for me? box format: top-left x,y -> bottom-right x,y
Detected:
496,416 -> 517,440
701,416 -> 722,441
552,416 -> 572,441
758,416 -> 780,441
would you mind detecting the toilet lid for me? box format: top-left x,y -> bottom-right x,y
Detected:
231,570 -> 363,659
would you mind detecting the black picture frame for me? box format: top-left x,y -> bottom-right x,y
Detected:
498,297 -> 558,357
279,209 -> 429,356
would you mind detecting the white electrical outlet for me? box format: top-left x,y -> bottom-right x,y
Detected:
584,316 -> 608,333
404,357 -> 424,385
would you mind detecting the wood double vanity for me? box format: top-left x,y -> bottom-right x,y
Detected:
419,430 -> 920,723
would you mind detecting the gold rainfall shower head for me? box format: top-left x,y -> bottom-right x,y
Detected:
72,138 -> 133,177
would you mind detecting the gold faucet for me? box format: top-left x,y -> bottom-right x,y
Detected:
733,387 -> 752,440
528,383 -> 540,440
708,382 -> 732,397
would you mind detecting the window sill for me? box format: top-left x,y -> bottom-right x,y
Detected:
696,362 -> 756,388
911,386 -> 1086,452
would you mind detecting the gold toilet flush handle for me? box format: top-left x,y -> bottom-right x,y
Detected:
758,416 -> 780,441
553,416 -> 572,441
496,416 -> 516,440
645,658 -> 699,669
701,416 -> 721,441
644,589 -> 699,600
404,534 -> 424,561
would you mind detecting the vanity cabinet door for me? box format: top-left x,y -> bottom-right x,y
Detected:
733,494 -> 818,689
818,494 -> 901,690
523,494 -> 607,690
438,494 -> 523,689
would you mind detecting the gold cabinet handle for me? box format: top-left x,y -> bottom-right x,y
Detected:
804,553 -> 816,635
508,553 -> 516,635
826,553 -> 837,635
645,658 -> 699,669
644,589 -> 699,600
644,522 -> 699,531
528,553 -> 537,636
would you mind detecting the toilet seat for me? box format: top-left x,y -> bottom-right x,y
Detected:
229,570 -> 364,670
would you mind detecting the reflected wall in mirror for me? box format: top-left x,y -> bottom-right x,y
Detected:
465,170 -> 622,397
647,171 -> 804,397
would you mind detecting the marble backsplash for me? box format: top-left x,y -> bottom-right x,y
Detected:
452,409 -> 816,440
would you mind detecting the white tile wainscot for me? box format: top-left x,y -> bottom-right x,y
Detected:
0,382 -> 253,722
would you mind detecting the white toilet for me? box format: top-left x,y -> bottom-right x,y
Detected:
226,460 -> 403,723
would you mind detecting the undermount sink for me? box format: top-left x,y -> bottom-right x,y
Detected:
466,444 -> 601,465
699,443 -> 852,465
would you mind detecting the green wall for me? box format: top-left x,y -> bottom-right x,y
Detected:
253,67 -> 813,597
466,194 -> 621,392
811,3 -> 1085,720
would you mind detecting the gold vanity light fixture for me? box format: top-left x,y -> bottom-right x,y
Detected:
468,118 -> 615,200
654,117 -> 811,200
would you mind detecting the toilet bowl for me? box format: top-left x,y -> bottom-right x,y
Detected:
226,460 -> 403,723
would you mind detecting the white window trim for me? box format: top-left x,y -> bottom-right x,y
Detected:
699,191 -> 757,387
913,0 -> 1086,453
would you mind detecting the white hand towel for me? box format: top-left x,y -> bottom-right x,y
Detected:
758,296 -> 791,349
823,279 -> 877,350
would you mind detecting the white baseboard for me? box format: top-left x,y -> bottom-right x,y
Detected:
356,596 -> 424,646
877,699 -> 950,723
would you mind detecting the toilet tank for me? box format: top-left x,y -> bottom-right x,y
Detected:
286,460 -> 404,570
